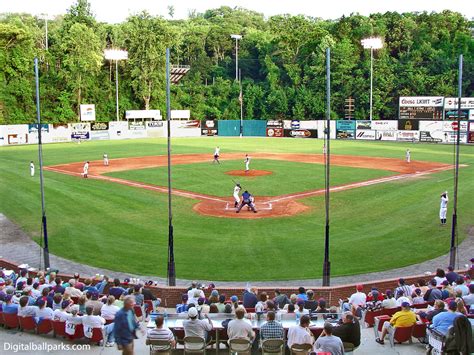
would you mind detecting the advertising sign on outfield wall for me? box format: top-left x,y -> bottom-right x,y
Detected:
399,96 -> 444,120
128,121 -> 146,130
90,122 -> 110,140
419,120 -> 443,131
178,120 -> 201,128
356,130 -> 376,140
170,110 -> 191,119
283,129 -> 317,138
371,120 -> 398,131
469,121 -> 474,132
397,130 -> 420,141
336,120 -> 356,139
442,121 -> 468,132
299,120 -> 318,129
70,123 -> 90,140
108,121 -> 129,140
27,124 -> 51,144
125,110 -> 161,120
420,131 -> 443,143
468,132 -> 474,143
444,98 -> 474,120
266,120 -> 283,137
398,119 -> 419,131
80,104 -> 96,121
201,120 -> 218,136
444,132 -> 468,143
50,124 -> 71,143
376,131 -> 397,141
356,120 -> 371,130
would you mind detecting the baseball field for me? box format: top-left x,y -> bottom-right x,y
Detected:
0,137 -> 473,281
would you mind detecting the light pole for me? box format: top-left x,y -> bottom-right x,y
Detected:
231,34 -> 243,137
104,49 -> 128,121
361,37 -> 383,121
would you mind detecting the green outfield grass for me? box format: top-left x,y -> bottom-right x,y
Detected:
106,159 -> 396,197
0,137 -> 473,281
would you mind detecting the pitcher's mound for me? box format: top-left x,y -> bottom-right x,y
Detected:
225,170 -> 273,177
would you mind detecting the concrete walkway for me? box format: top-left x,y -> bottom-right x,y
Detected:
0,213 -> 472,287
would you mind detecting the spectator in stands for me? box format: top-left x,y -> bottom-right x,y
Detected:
297,287 -> 308,301
147,315 -> 176,350
18,296 -> 37,317
15,269 -> 28,287
35,299 -> 53,321
274,289 -> 290,309
114,295 -> 140,354
287,314 -> 314,349
266,301 -> 277,312
77,295 -> 87,314
462,284 -> 474,306
101,295 -> 120,321
315,298 -> 329,314
424,279 -> 443,302
109,279 -> 126,299
430,301 -> 461,335
176,294 -> 188,313
365,290 -> 383,311
314,322 -> 344,355
65,279 -> 82,298
73,273 -> 84,291
454,277 -> 469,296
395,290 -> 412,307
332,312 -> 361,348
83,278 -> 98,293
30,282 -> 41,299
132,284 -> 144,307
52,277 -> 65,295
243,287 -> 258,308
209,304 -> 219,313
82,305 -> 115,346
208,290 -> 219,305
86,291 -> 104,315
183,306 -> 213,342
419,300 -> 446,323
260,311 -> 284,344
412,289 -> 425,304
395,278 -> 412,299
2,294 -> 19,315
456,298 -> 468,315
415,279 -> 430,295
283,294 -> 298,311
441,280 -> 454,299
287,304 -> 296,314
197,297 -> 210,314
376,302 -> 416,344
221,304 -> 234,329
434,268 -> 447,286
304,290 -> 318,312
446,266 -> 459,285
227,307 -> 255,344
255,292 -> 268,312
95,275 -> 109,294
230,295 -> 240,311
65,306 -> 83,336
52,293 -> 63,311
295,300 -> 309,316
216,294 -> 226,313
187,282 -> 205,302
53,300 -> 72,322
343,285 -> 366,317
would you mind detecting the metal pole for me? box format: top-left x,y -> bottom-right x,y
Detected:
239,69 -> 243,138
166,48 -> 176,286
322,48 -> 331,287
449,54 -> 462,268
115,60 -> 119,121
34,58 -> 50,270
44,18 -> 48,51
369,47 -> 373,121
235,38 -> 239,81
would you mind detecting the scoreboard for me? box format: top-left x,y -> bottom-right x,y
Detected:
399,96 -> 444,120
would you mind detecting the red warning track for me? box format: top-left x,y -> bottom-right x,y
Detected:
45,153 -> 453,219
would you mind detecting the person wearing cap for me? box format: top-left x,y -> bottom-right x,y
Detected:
395,290 -> 412,307
376,301 -> 416,344
287,314 -> 314,349
462,284 -> 474,307
176,294 -> 189,313
430,301 -> 462,335
343,285 -> 366,315
314,322 -> 344,355
233,182 -> 241,208
439,191 -> 448,225
235,190 -> 257,213
183,306 -> 213,342
412,289 -> 425,304
114,295 -> 140,353
53,300 -> 72,322
3,294 -> 19,314
227,306 -> 255,345
332,312 -> 361,348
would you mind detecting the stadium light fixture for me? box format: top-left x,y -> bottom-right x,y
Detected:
361,37 -> 383,120
104,49 -> 128,121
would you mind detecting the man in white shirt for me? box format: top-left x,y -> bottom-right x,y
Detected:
287,315 -> 314,349
183,307 -> 213,341
65,279 -> 83,298
227,307 -> 255,343
187,282 -> 205,304
344,285 -> 366,315
17,296 -> 38,317
82,306 -> 115,346
35,299 -> 54,321
30,161 -> 35,177
83,161 -> 89,178
101,296 -> 120,321
53,300 -> 72,322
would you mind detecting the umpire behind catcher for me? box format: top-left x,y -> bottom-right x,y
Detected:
236,191 -> 257,213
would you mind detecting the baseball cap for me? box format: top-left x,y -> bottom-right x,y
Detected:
230,295 -> 238,302
188,307 -> 198,317
442,280 -> 449,286
61,300 -> 70,309
181,294 -> 188,302
401,302 -> 410,307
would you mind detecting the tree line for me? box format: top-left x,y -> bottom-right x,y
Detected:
0,0 -> 472,124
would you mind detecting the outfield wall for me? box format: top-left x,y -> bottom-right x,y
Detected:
1,119 -> 473,146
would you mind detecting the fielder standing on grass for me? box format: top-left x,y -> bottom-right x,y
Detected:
213,146 -> 220,164
244,154 -> 250,172
83,161 -> 89,178
406,149 -> 411,163
440,191 -> 448,225
103,153 -> 109,166
30,161 -> 35,177
233,183 -> 241,208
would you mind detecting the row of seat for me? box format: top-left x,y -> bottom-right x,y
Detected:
373,315 -> 427,347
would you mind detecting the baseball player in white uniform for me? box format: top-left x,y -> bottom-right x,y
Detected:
406,149 -> 411,163
83,161 -> 89,178
233,183 -> 241,208
213,146 -> 220,164
103,153 -> 109,166
440,191 -> 448,225
244,154 -> 250,172
30,161 -> 35,177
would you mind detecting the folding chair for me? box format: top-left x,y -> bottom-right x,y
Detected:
388,325 -> 414,347
18,316 -> 36,332
228,338 -> 252,354
87,327 -> 105,346
362,309 -> 382,328
261,338 -> 284,354
289,343 -> 312,354
36,319 -> 53,335
146,338 -> 173,355
52,320 -> 66,338
3,313 -> 19,329
184,336 -> 207,354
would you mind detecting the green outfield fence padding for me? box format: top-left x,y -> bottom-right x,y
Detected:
243,120 -> 267,136
218,120 -> 241,136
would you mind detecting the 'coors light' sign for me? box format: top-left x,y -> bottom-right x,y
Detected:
399,96 -> 444,120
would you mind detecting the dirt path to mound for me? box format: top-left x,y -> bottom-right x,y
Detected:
45,153 -> 453,219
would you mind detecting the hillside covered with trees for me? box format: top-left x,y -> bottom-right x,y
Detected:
0,0 -> 472,123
